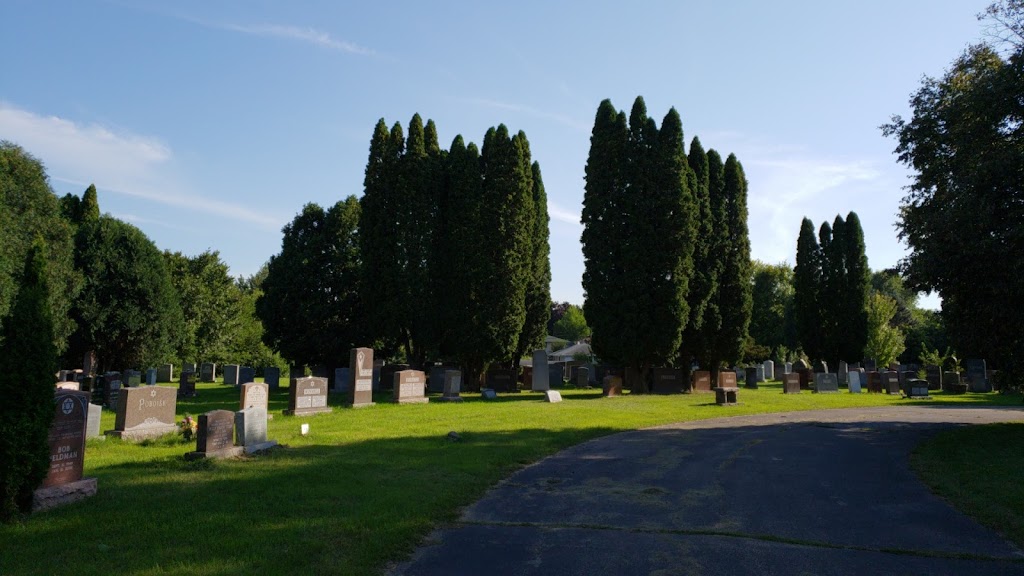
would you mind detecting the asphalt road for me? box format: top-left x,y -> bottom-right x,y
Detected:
390,405 -> 1024,576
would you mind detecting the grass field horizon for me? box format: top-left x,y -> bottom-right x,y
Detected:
2,379 -> 1020,575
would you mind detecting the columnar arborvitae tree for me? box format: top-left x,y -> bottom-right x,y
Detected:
512,159 -> 551,369
0,239 -> 58,521
680,137 -> 716,372
701,149 -> 727,371
841,212 -> 870,362
582,97 -> 696,393
820,215 -> 847,367
712,154 -> 753,370
794,217 -> 823,360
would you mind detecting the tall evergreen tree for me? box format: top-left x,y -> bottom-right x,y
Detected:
582,97 -> 695,392
841,211 -> 870,362
794,217 -> 823,361
0,239 -> 57,521
512,159 -> 551,369
81,184 -> 100,223
712,154 -> 752,370
680,137 -> 716,370
700,149 -> 727,370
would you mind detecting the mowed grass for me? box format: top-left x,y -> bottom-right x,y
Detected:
912,421 -> 1024,550
1,379 -> 1019,575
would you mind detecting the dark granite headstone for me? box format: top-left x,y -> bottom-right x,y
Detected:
797,368 -> 812,390
882,371 -> 901,395
178,371 -> 197,398
223,364 -> 240,386
101,373 -> 122,408
652,367 -> 684,394
238,366 -> 256,386
744,367 -> 758,389
285,376 -> 332,415
863,358 -> 877,372
908,379 -> 931,398
182,362 -> 197,376
782,373 -> 801,394
156,363 -> 173,383
486,369 -> 517,393
943,371 -> 966,393
200,362 -> 216,383
124,370 -> 141,388
814,373 -> 839,393
348,348 -> 375,407
837,361 -> 849,384
195,410 -> 235,455
427,365 -> 446,394
145,368 -> 157,386
107,386 -> 178,440
439,370 -> 463,402
264,366 -> 281,391
393,370 -> 429,404
866,371 -> 882,393
793,359 -> 808,371
334,367 -> 350,393
43,390 -> 90,487
576,366 -> 591,388
964,359 -> 990,392
692,370 -> 712,393
548,362 -> 565,387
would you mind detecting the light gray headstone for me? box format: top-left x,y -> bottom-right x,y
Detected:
755,365 -> 765,382
848,371 -> 862,393
146,368 -> 157,386
762,360 -> 774,380
783,362 -> 793,375
86,402 -> 102,438
544,390 -> 563,403
235,407 -> 268,447
532,350 -> 550,391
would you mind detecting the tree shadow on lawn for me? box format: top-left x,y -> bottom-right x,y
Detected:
4,426 -> 620,576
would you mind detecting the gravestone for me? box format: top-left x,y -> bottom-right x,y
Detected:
380,364 -> 409,392
797,368 -> 812,390
487,369 -> 517,393
549,362 -> 565,387
602,375 -> 623,397
848,371 -> 862,393
334,368 -> 350,393
863,358 -> 877,372
692,370 -> 712,393
372,366 -> 381,391
792,359 -> 808,371
393,370 -> 429,404
763,360 -> 775,380
86,402 -> 102,438
311,365 -> 331,388
481,388 -> 498,400
427,365 -> 446,394
782,373 -> 801,394
944,371 -> 967,394
866,371 -> 883,393
882,371 -> 901,395
898,370 -> 915,388
925,365 -> 942,390
964,359 -> 990,392
186,410 -> 241,460
223,364 -> 240,386
124,370 -> 141,388
235,407 -> 276,453
348,348 -> 375,407
755,365 -> 765,382
814,373 -> 839,393
744,367 -> 758,389
838,361 -> 849,384
783,362 -> 793,375
717,371 -> 737,389
544,390 -> 563,403
33,390 -> 97,512
200,363 -> 216,383
182,362 -> 197,376
532,350 -> 550,391
264,367 -> 281,391
625,367 -> 642,391
101,373 -> 122,408
240,382 -> 269,411
146,368 -> 157,386
156,363 -> 173,383
107,386 -> 177,440
285,376 -> 332,415
55,381 -> 80,391
439,370 -> 463,402
178,371 -> 197,398
714,386 -> 738,406
83,351 -> 97,376
651,367 -> 683,394
908,379 -> 931,399
238,366 -> 256,386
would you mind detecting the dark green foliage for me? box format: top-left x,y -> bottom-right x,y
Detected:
0,142 -> 80,354
582,98 -> 696,391
818,219 -> 842,366
680,137 -> 717,369
513,160 -> 551,365
700,150 -> 727,368
883,13 -> 1024,373
749,260 -> 796,355
711,154 -> 752,368
164,250 -> 246,364
70,216 -> 182,371
552,304 -> 589,342
258,198 -> 362,369
841,212 -> 870,361
0,239 -> 58,521
794,217 -> 823,360
80,184 -> 100,223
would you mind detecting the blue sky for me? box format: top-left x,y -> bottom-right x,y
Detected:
1,1 -> 992,308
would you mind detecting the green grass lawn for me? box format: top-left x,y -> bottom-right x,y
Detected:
2,380 -> 1019,575
912,422 -> 1024,551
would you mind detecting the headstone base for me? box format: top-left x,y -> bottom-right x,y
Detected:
184,446 -> 244,461
282,407 -> 334,416
714,387 -> 739,405
32,477 -> 97,512
394,397 -> 430,405
244,440 -> 279,454
105,424 -> 178,441
944,383 -> 968,394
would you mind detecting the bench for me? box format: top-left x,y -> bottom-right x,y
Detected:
714,387 -> 738,406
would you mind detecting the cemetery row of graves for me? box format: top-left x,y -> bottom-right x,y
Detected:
37,343 -> 998,513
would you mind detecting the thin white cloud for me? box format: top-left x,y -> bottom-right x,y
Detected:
0,103 -> 282,230
221,23 -> 375,55
463,98 -> 591,132
547,201 -> 582,227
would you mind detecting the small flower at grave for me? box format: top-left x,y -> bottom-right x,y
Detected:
179,414 -> 198,441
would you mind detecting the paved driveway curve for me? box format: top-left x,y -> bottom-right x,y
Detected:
391,406 -> 1024,576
